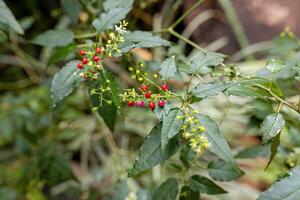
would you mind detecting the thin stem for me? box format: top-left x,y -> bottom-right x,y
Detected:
255,84 -> 299,113
218,0 -> 252,60
141,74 -> 162,90
170,0 -> 204,29
168,28 -> 206,53
75,32 -> 97,39
196,74 -> 208,83
93,113 -> 119,154
277,102 -> 283,113
76,43 -> 93,48
5,43 -> 48,71
185,75 -> 194,96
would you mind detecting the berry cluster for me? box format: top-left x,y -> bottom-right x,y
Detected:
123,83 -> 170,110
76,47 -> 104,80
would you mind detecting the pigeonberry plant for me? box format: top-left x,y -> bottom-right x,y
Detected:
1,0 -> 300,199
50,5 -> 300,199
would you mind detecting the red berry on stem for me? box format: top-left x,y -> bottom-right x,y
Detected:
148,102 -> 155,110
93,55 -> 100,62
137,101 -> 144,107
158,100 -> 165,107
144,92 -> 151,98
79,50 -> 85,56
82,58 -> 88,64
127,101 -> 135,107
161,84 -> 168,91
140,84 -> 148,91
96,47 -> 103,54
77,63 -> 83,69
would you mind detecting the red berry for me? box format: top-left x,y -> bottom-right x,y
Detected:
79,50 -> 85,56
137,101 -> 144,107
82,58 -> 88,64
148,102 -> 155,110
140,84 -> 148,91
161,84 -> 168,91
158,100 -> 165,107
93,55 -> 100,62
144,92 -> 151,98
127,101 -> 135,107
77,63 -> 83,69
96,47 -> 103,54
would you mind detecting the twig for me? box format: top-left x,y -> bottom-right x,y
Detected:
218,0 -> 252,60
179,9 -> 214,48
169,0 -> 204,29
196,74 -> 208,83
255,84 -> 299,113
93,113 -> 119,154
168,27 -> 207,53
75,32 -> 97,39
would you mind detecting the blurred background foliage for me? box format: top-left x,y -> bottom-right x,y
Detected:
0,0 -> 300,200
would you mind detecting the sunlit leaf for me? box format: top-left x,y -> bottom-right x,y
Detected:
261,113 -> 285,144
92,7 -> 130,32
51,60 -> 83,108
257,166 -> 300,200
159,56 -> 177,81
0,0 -> 24,34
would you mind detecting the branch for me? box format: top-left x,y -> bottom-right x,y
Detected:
255,84 -> 299,113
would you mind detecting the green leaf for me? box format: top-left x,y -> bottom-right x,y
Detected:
152,178 -> 179,200
225,77 -> 283,98
99,71 -> 121,109
266,58 -> 287,73
0,0 -> 24,34
60,0 -> 80,24
257,166 -> 300,200
261,113 -> 285,144
179,186 -> 200,200
92,7 -> 130,32
180,144 -> 196,167
103,0 -> 133,11
153,101 -> 171,121
189,175 -> 227,194
128,123 -> 180,177
196,114 -> 235,166
166,162 -> 183,173
120,31 -> 171,52
235,144 -> 271,159
265,133 -> 280,170
224,84 -> 269,99
51,60 -> 83,109
161,108 -> 184,151
208,159 -> 244,181
187,52 -> 225,74
88,78 -> 117,132
191,82 -> 235,99
49,44 -> 76,64
159,56 -> 177,81
32,29 -> 74,47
